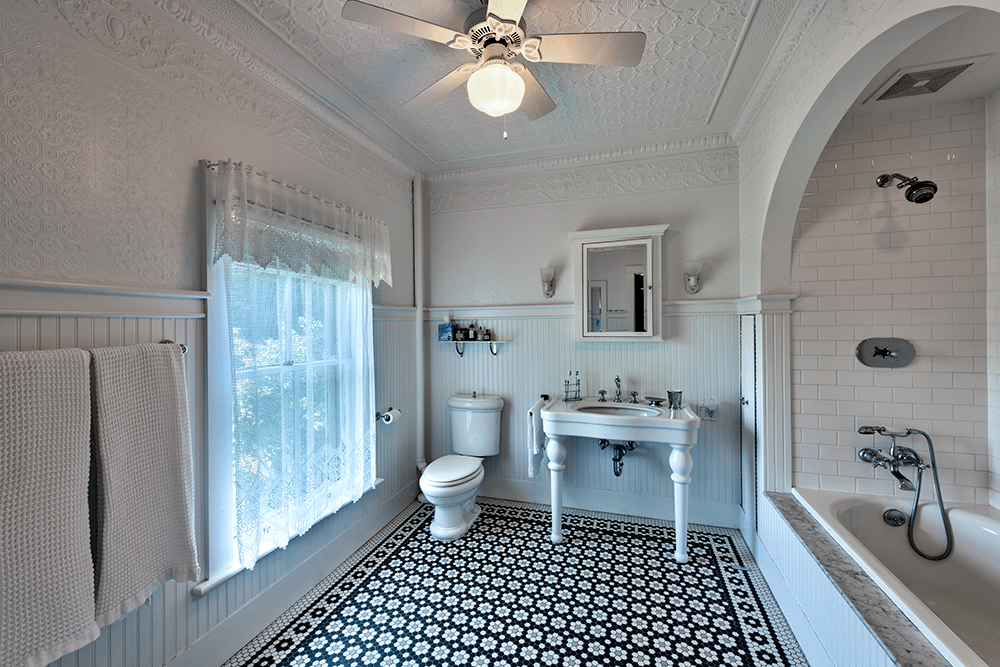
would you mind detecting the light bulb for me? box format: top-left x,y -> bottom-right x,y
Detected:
467,61 -> 525,117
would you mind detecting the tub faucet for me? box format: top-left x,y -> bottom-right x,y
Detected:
614,375 -> 622,403
858,426 -> 925,491
859,447 -> 915,490
887,461 -> 916,492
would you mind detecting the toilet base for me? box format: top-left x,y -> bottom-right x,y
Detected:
419,458 -> 486,542
428,497 -> 482,541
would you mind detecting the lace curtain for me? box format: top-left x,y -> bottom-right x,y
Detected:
213,160 -> 392,287
211,160 -> 390,570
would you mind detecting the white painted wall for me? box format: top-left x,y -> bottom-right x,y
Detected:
425,306 -> 744,528
791,100 -> 989,503
0,2 -> 419,666
423,153 -> 747,526
0,0 -> 414,305
426,152 -> 740,307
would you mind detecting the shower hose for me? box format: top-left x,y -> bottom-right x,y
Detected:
907,428 -> 953,561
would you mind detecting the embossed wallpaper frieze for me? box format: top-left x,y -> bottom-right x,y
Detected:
10,0 -> 413,191
1,0 -> 412,289
429,147 -> 739,214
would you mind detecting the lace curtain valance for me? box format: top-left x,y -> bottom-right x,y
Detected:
212,160 -> 392,287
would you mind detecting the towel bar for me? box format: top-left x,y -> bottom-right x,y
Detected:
159,339 -> 187,354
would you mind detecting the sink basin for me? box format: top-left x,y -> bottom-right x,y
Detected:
573,403 -> 661,417
541,397 -> 700,444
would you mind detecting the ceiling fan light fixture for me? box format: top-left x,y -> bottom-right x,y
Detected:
467,60 -> 524,117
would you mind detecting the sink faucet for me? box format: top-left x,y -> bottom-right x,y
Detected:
614,375 -> 622,403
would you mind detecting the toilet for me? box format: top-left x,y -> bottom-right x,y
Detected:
419,392 -> 503,541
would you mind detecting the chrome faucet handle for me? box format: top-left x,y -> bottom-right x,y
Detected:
645,396 -> 665,407
859,447 -> 888,468
629,391 -> 638,403
895,446 -> 925,469
598,390 -> 607,402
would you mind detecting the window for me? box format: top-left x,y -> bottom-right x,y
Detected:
203,160 -> 391,578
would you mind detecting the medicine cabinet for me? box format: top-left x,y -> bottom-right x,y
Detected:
569,224 -> 668,341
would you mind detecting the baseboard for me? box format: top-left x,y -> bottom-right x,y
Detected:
168,482 -> 418,667
481,477 -> 742,529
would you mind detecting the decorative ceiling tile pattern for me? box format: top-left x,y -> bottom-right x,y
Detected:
222,0 -> 757,164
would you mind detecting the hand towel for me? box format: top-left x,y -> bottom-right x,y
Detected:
527,398 -> 546,478
90,344 -> 200,628
1,348 -> 100,667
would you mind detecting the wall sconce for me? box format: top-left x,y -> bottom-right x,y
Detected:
539,267 -> 556,298
684,267 -> 702,294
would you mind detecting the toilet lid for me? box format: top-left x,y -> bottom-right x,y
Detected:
423,455 -> 482,486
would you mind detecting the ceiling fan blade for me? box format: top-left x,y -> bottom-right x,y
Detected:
403,64 -> 475,112
534,31 -> 646,67
487,0 -> 528,23
516,67 -> 556,120
342,0 -> 461,46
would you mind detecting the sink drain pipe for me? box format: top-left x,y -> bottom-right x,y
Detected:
600,439 -> 638,476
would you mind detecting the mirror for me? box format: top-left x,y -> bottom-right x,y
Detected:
570,224 -> 667,340
584,242 -> 649,333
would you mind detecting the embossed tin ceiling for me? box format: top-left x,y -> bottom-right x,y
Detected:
193,0 -> 798,171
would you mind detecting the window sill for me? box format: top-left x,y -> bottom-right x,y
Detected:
191,478 -> 384,598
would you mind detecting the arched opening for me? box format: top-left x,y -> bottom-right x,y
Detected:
750,2 -> 1000,508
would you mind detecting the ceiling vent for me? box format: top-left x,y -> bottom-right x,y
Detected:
864,55 -> 992,104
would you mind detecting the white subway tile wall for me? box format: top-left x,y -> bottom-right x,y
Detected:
988,91 -> 1000,508
792,98 -> 990,503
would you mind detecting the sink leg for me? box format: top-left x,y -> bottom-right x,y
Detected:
669,443 -> 694,563
546,435 -> 567,544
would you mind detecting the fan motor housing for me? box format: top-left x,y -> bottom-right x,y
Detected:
463,7 -> 526,58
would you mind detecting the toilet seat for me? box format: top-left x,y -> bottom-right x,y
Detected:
422,455 -> 482,487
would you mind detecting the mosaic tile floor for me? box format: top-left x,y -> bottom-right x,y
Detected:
224,499 -> 807,667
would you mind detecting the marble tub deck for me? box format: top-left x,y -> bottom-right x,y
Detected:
766,492 -> 951,667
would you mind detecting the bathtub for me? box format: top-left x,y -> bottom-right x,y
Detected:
793,487 -> 1000,667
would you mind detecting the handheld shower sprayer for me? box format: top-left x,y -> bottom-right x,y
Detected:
856,425 -> 953,560
876,173 -> 937,204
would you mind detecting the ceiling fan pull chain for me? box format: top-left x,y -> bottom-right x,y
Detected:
503,114 -> 508,140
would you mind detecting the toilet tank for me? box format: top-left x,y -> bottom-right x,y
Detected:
448,393 -> 503,457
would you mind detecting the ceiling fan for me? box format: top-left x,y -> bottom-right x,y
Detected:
341,0 -> 646,120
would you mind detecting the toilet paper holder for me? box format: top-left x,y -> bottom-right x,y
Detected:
376,407 -> 401,424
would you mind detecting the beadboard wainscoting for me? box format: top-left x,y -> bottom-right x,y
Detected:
426,303 -> 745,529
0,282 -> 419,667
755,494 -> 906,667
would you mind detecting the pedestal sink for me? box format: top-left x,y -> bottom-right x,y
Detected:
540,398 -> 701,563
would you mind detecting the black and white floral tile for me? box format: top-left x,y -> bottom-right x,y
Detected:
225,499 -> 807,667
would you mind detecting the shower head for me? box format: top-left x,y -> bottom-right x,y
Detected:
904,180 -> 937,203
876,173 -> 937,204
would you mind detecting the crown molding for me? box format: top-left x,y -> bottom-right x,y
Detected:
425,133 -> 735,186
428,145 -> 740,214
730,0 -> 829,144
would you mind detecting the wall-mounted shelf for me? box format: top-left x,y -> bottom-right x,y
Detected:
448,340 -> 509,357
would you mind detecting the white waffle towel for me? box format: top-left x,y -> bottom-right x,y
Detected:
527,398 -> 546,478
90,344 -> 200,628
0,348 -> 100,667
